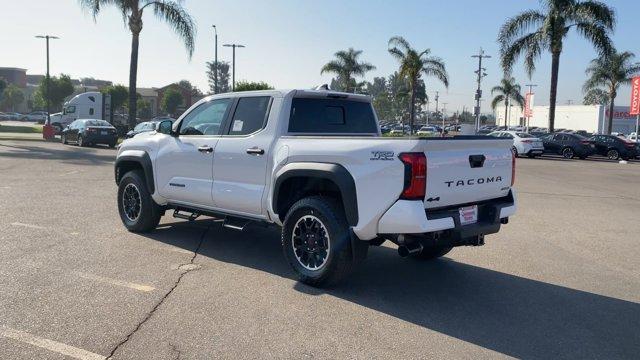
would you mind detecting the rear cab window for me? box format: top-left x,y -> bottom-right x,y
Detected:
288,97 -> 378,135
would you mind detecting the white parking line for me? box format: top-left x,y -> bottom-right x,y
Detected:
0,326 -> 106,360
74,272 -> 155,292
10,222 -> 47,230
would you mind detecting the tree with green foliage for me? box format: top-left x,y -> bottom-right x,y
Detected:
582,88 -> 609,106
583,50 -> 640,134
1,85 -> 25,111
178,79 -> 203,97
102,84 -> 129,111
491,77 -> 525,127
206,61 -> 230,94
234,81 -> 274,92
321,48 -> 375,93
0,78 -> 7,103
161,87 -> 183,116
35,74 -> 75,111
79,0 -> 196,129
137,99 -> 153,119
388,36 -> 448,134
498,0 -> 616,132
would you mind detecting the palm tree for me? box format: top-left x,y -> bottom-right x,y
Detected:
583,50 -> 640,134
321,48 -> 375,93
582,88 -> 609,106
498,0 -> 615,132
79,0 -> 195,129
388,36 -> 448,134
491,77 -> 525,127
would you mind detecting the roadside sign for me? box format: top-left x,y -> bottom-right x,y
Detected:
524,92 -> 534,117
630,76 -> 640,115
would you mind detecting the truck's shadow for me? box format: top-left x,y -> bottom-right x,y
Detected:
149,219 -> 639,359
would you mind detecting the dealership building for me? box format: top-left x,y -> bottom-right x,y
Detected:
497,104 -> 638,134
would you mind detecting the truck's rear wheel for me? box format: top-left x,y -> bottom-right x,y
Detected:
413,246 -> 453,260
282,196 -> 354,287
117,170 -> 162,232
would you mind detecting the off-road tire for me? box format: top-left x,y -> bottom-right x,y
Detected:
282,196 -> 354,287
117,170 -> 162,232
413,246 -> 453,260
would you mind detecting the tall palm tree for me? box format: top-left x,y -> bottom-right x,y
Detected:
583,50 -> 640,134
79,0 -> 195,129
321,48 -> 375,93
498,0 -> 615,132
388,36 -> 448,134
491,77 -> 525,127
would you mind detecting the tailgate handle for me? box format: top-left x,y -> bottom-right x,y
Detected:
469,155 -> 486,168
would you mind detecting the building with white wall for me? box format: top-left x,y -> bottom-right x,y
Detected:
497,104 -> 638,134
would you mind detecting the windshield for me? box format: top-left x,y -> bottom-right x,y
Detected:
516,132 -> 534,138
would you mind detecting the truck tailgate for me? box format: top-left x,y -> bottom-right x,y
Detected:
421,138 -> 513,209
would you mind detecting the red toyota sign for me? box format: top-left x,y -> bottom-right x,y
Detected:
630,76 -> 640,115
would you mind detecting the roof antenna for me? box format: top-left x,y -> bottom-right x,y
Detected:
314,84 -> 330,91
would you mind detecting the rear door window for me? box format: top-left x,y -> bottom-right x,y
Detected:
288,98 -> 378,134
226,96 -> 272,135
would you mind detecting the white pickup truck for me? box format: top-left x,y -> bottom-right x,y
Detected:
115,89 -> 516,286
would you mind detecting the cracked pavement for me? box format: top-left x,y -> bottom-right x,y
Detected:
0,140 -> 639,359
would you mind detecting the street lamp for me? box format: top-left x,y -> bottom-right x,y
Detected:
35,35 -> 59,138
223,43 -> 245,91
212,25 -> 218,93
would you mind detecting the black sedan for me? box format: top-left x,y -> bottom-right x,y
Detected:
588,135 -> 638,160
540,133 -> 595,159
61,119 -> 118,148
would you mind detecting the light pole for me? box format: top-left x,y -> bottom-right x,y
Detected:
35,35 -> 59,126
223,43 -> 245,91
472,48 -> 491,132
442,102 -> 448,136
212,25 -> 218,93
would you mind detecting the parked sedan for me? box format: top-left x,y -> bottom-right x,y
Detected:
61,119 -> 118,148
588,134 -> 638,160
125,120 -> 173,138
540,133 -> 594,159
488,131 -> 545,157
21,111 -> 48,122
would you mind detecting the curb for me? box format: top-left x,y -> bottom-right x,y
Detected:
0,137 -> 60,143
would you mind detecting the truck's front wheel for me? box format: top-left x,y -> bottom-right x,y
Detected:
117,170 -> 162,233
282,196 -> 354,287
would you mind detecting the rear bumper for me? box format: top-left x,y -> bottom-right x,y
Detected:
84,133 -> 118,144
377,190 -> 516,239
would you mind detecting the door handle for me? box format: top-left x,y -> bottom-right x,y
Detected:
198,145 -> 213,153
246,147 -> 265,155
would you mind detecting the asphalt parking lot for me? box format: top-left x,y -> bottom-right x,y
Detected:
0,140 -> 638,359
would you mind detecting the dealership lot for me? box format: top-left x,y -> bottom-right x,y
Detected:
0,140 -> 638,359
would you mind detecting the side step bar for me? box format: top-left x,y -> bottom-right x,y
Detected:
172,208 -> 250,231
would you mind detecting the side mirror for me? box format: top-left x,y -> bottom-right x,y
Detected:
158,120 -> 174,135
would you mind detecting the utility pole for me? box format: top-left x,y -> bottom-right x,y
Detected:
434,91 -> 439,123
425,99 -> 430,126
472,48 -> 491,133
223,43 -> 245,91
212,25 -> 218,93
566,99 -> 574,105
525,83 -> 537,132
35,35 -> 59,126
442,102 -> 448,136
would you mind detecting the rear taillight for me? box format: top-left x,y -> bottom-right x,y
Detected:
521,139 -> 533,143
580,140 -> 590,145
624,142 -> 635,149
511,152 -> 516,186
399,152 -> 426,200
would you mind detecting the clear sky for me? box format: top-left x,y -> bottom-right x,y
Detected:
1,0 -> 638,113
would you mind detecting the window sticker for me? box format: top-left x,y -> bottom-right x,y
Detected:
232,120 -> 244,132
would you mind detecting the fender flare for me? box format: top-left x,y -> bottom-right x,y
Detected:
273,162 -> 358,226
114,150 -> 155,193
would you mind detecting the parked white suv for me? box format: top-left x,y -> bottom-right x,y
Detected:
115,89 -> 516,286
